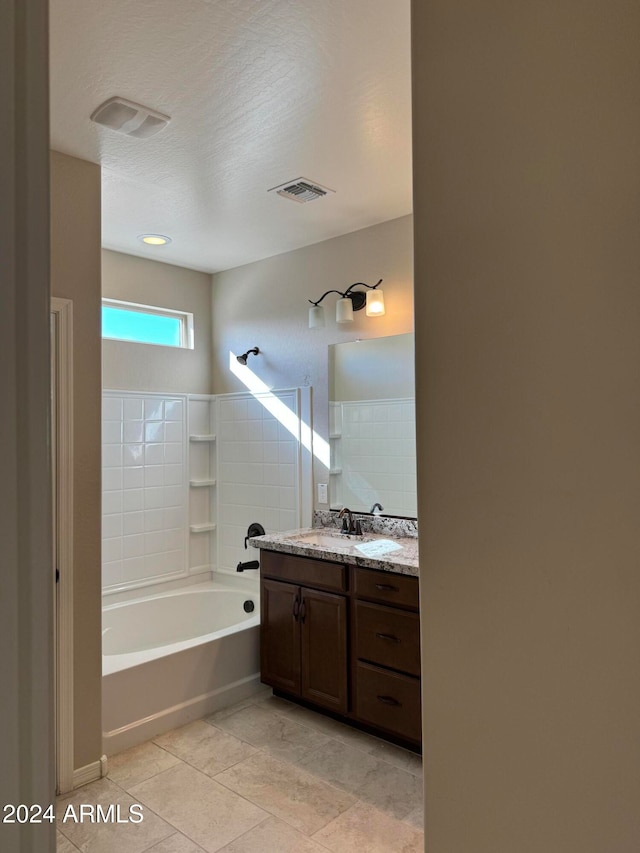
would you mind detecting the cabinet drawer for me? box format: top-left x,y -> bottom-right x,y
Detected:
355,661 -> 422,743
261,549 -> 346,593
354,567 -> 419,610
355,601 -> 421,677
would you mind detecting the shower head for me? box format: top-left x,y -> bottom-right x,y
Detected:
236,347 -> 259,365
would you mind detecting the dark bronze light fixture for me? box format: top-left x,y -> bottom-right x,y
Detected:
308,279 -> 384,328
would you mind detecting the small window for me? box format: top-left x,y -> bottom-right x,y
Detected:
101,299 -> 194,349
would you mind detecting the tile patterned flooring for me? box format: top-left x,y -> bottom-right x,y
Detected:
56,690 -> 424,853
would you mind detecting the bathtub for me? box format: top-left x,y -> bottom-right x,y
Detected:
102,579 -> 261,755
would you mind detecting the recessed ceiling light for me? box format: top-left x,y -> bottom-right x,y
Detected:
138,234 -> 171,246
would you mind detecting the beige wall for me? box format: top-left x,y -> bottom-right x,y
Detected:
102,250 -> 213,394
412,2 -> 640,851
50,151 -> 103,770
211,215 -> 414,501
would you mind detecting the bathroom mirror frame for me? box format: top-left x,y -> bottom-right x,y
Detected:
328,332 -> 416,519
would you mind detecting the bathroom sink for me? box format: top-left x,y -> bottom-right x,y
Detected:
287,530 -> 366,549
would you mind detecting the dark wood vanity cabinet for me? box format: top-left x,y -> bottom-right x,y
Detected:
352,567 -> 422,743
260,551 -> 348,714
260,549 -> 421,749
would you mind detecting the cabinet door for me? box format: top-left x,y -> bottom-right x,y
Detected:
300,588 -> 348,713
260,579 -> 301,695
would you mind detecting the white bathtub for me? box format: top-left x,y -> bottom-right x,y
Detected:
102,580 -> 261,755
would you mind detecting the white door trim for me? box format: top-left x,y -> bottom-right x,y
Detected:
51,297 -> 74,794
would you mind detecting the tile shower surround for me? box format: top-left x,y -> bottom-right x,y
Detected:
330,399 -> 417,517
217,392 -> 301,574
102,393 -> 187,589
102,389 -> 303,591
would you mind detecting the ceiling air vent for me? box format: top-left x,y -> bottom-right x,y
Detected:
268,178 -> 335,204
90,97 -> 170,139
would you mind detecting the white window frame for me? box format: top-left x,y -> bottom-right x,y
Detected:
101,298 -> 195,349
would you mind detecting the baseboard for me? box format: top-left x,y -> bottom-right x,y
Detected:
73,754 -> 107,789
102,673 -> 262,756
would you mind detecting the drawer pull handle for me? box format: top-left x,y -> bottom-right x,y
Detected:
293,596 -> 300,621
377,694 -> 401,707
375,583 -> 399,592
376,632 -> 400,643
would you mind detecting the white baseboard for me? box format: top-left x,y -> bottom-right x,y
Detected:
73,754 -> 107,789
102,673 -> 262,756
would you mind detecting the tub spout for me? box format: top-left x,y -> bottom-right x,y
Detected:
237,560 -> 260,572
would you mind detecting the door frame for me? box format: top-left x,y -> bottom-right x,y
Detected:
51,297 -> 74,794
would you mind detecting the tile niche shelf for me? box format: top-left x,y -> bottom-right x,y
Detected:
189,522 -> 217,533
187,396 -> 217,575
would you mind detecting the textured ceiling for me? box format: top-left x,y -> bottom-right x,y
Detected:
50,0 -> 412,273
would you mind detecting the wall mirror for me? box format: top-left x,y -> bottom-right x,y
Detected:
328,333 -> 416,517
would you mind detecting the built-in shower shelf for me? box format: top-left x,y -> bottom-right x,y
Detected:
329,432 -> 342,439
189,479 -> 217,488
329,468 -> 342,475
189,434 -> 216,442
189,522 -> 217,533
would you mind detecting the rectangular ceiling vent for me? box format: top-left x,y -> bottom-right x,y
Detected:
268,178 -> 335,204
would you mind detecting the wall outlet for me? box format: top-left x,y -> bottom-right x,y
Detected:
317,483 -> 328,504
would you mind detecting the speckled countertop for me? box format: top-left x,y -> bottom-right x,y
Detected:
249,528 -> 419,577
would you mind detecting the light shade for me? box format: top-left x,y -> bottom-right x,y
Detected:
366,288 -> 385,317
309,304 -> 325,328
336,297 -> 354,324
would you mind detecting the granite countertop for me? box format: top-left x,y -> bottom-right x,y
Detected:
249,527 -> 419,577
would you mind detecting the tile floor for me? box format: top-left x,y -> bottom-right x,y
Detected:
56,689 -> 424,853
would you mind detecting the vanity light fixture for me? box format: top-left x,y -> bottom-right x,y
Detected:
138,234 -> 172,246
308,279 -> 384,328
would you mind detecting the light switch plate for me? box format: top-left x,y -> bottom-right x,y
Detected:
317,483 -> 328,504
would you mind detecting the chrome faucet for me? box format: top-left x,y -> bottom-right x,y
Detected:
338,507 -> 362,536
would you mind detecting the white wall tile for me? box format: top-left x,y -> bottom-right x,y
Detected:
144,398 -> 164,421
103,397 -> 123,420
103,391 -> 188,592
122,511 -> 144,535
123,466 -> 144,489
103,491 -> 123,515
123,397 -> 143,420
102,444 -> 123,468
103,468 -> 123,492
123,444 -> 144,466
102,421 -> 122,444
165,421 -> 183,443
102,514 -> 122,539
103,537 -> 122,562
144,487 -> 164,509
164,443 -> 182,464
164,400 -> 183,422
123,421 -> 144,443
122,488 -> 143,511
144,531 -> 165,555
144,509 -> 164,532
144,465 -> 164,487
122,556 -> 145,583
145,443 -> 164,465
122,534 -> 144,559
